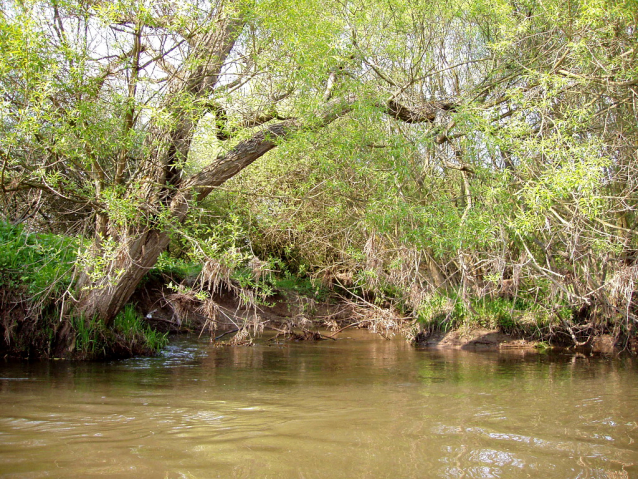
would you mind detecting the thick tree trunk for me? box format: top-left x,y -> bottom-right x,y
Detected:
75,230 -> 171,322
74,119 -> 299,324
74,12 -> 246,324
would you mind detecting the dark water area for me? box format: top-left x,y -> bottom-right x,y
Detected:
0,332 -> 636,478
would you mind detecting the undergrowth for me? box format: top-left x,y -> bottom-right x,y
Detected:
412,291 -> 590,343
0,221 -> 76,298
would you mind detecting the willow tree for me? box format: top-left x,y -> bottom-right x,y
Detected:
196,0 -> 638,330
0,0 -> 466,323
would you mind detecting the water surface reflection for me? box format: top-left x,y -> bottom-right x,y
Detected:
0,333 -> 636,478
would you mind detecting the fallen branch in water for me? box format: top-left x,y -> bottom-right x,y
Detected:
327,320 -> 369,337
214,328 -> 240,341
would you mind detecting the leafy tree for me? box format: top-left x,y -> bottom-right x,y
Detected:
0,0 -> 463,323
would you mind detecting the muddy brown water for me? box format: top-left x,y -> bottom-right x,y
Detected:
0,332 -> 637,478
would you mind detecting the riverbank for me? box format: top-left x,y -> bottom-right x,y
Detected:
132,281 -> 638,355
2,222 -> 637,360
2,271 -> 636,358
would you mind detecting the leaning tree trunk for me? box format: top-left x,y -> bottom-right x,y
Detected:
75,230 -> 172,323
74,11 -> 246,324
73,96 -> 354,324
74,119 -> 297,324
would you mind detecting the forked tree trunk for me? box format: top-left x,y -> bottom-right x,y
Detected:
74,12 -> 246,324
74,120 -> 298,324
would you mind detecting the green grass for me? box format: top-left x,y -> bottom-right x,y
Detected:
147,251 -> 202,280
415,292 -> 557,336
113,305 -> 169,352
0,221 -> 168,359
0,221 -> 77,298
274,274 -> 331,301
69,305 -> 168,359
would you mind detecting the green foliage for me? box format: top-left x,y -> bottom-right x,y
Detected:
0,221 -> 76,298
113,305 -> 169,353
273,272 -> 331,302
69,315 -> 102,356
471,297 -> 525,330
415,294 -> 463,332
415,292 -> 560,335
0,222 -> 167,358
229,260 -> 331,304
2,0 -> 637,349
149,252 -> 202,280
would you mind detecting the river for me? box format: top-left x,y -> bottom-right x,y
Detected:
0,332 -> 636,478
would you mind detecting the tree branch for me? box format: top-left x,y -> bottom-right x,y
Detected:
385,98 -> 456,123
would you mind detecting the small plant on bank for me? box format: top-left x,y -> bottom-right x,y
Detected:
147,252 -> 203,282
112,305 -> 169,354
414,292 -> 560,338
